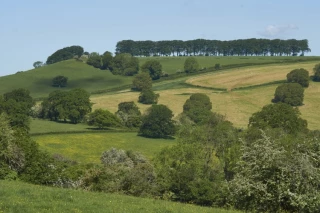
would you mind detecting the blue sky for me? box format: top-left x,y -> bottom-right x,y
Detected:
0,0 -> 319,76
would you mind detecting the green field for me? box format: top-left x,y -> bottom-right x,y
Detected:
33,132 -> 176,163
0,180 -> 241,213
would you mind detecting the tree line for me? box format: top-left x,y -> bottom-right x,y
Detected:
116,38 -> 310,57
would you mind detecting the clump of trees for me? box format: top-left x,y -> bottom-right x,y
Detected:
182,93 -> 212,123
138,89 -> 159,105
139,104 -> 175,138
109,53 -> 139,76
273,83 -> 304,106
286,68 -> 309,87
115,102 -> 142,128
52,75 -> 68,87
86,52 -> 102,68
132,72 -> 152,91
40,89 -> 92,124
141,60 -> 163,80
184,57 -> 200,73
87,109 -> 121,129
46,45 -> 84,64
33,61 -> 43,68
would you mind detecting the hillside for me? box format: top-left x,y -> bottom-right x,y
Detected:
0,180 -> 240,213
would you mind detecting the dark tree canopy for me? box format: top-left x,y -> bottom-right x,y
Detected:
52,75 -> 68,87
101,51 -> 113,70
138,89 -> 159,105
109,53 -> 139,76
139,104 -> 175,138
141,60 -> 163,80
273,83 -> 304,106
184,57 -> 200,73
286,68 -> 309,87
183,93 -> 212,123
248,103 -> 308,134
132,72 -> 152,91
41,89 -> 92,123
87,109 -> 121,129
116,39 -> 310,57
313,63 -> 320,82
86,52 -> 101,68
33,61 -> 43,68
115,101 -> 142,128
46,45 -> 84,64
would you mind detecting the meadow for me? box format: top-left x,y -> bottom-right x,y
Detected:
33,132 -> 176,163
0,180 -> 241,213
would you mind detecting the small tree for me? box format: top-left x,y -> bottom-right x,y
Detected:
313,63 -> 320,81
138,89 -> 159,105
87,109 -> 121,129
141,60 -> 163,80
33,61 -> 43,68
273,83 -> 304,106
183,93 -> 212,123
87,52 -> 101,68
115,102 -> 142,128
184,57 -> 199,73
139,104 -> 175,138
52,76 -> 68,87
286,68 -> 309,87
132,72 -> 152,91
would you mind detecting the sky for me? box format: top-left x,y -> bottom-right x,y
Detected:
0,0 -> 319,76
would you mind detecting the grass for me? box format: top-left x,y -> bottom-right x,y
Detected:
0,180 -> 241,213
33,132 -> 176,163
186,61 -> 318,91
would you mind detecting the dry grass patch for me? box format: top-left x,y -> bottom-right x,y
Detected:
187,62 -> 317,90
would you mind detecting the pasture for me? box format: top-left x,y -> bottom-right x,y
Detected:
33,132 -> 176,163
0,180 -> 241,213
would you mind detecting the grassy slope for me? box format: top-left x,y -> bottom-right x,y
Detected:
0,60 -> 133,98
33,132 -> 176,163
30,119 -> 92,134
0,181 -> 240,213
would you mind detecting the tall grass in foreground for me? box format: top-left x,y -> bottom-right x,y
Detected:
0,180 -> 241,213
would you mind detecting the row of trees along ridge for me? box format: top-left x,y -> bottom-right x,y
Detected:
116,38 -> 310,57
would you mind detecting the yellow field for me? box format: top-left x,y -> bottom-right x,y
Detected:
186,62 -> 318,90
91,75 -> 320,130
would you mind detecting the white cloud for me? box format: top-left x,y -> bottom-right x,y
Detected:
258,24 -> 298,37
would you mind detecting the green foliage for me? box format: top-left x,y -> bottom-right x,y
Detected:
313,63 -> 320,81
248,103 -> 308,135
286,68 -> 309,87
183,93 -> 212,123
46,45 -> 84,64
110,53 -> 139,76
52,75 -> 68,87
33,61 -> 43,68
115,102 -> 142,128
184,57 -> 200,73
0,88 -> 35,130
139,104 -> 176,138
138,89 -> 159,104
101,51 -> 113,70
132,72 -> 152,91
141,60 -> 163,80
87,109 -> 121,129
273,83 -> 304,106
230,132 -> 320,212
214,63 -> 221,70
86,52 -> 102,68
41,89 -> 92,124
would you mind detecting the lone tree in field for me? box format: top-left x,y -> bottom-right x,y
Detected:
139,104 -> 176,138
184,57 -> 199,73
52,75 -> 68,87
273,83 -> 304,106
138,89 -> 159,105
286,68 -> 309,87
132,72 -> 152,91
141,60 -> 163,80
313,63 -> 320,82
87,109 -> 121,129
183,93 -> 212,123
248,102 -> 308,134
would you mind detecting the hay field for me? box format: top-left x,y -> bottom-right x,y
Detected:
186,62 -> 318,90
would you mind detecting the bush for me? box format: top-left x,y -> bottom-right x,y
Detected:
139,104 -> 176,138
87,109 -> 121,129
313,63 -> 320,81
286,68 -> 309,87
273,83 -> 304,106
52,75 -> 68,87
184,57 -> 200,73
138,89 -> 159,105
